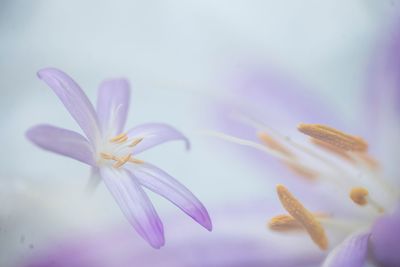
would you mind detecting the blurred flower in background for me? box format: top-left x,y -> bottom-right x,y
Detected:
208,18 -> 400,267
1,1 -> 399,267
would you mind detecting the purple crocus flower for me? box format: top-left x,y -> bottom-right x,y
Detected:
26,68 -> 212,249
210,29 -> 400,267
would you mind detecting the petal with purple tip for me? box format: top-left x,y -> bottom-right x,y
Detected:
100,167 -> 165,249
37,68 -> 101,144
127,163 -> 212,231
370,206 -> 400,267
97,79 -> 130,137
322,232 -> 370,267
26,124 -> 94,165
126,123 -> 189,154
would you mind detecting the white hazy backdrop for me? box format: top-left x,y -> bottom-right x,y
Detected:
0,1 -> 398,266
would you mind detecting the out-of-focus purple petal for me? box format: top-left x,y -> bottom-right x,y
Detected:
21,232 -> 322,267
37,68 -> 101,144
126,123 -> 189,154
321,232 -> 370,267
100,167 -> 164,249
96,79 -> 130,137
365,22 -> 400,122
370,205 -> 400,267
26,124 -> 94,165
214,65 -> 345,137
127,163 -> 212,231
363,23 -> 400,181
20,200 -> 324,267
207,65 -> 346,191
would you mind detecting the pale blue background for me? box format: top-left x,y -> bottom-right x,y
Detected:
0,1 -> 397,266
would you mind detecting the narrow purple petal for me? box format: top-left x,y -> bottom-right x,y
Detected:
100,167 -> 165,249
126,123 -> 189,154
26,124 -> 94,165
322,232 -> 370,267
96,79 -> 130,137
37,68 -> 101,144
127,163 -> 212,231
370,205 -> 400,267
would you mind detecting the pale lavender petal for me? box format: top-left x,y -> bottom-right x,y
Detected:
126,123 -> 189,154
26,124 -> 94,165
370,205 -> 400,267
322,232 -> 370,267
365,22 -> 400,122
100,167 -> 164,249
96,79 -> 130,137
127,163 -> 212,231
363,23 -> 400,181
37,68 -> 101,144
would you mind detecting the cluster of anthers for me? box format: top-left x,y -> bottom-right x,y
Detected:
262,123 -> 398,250
98,133 -> 145,168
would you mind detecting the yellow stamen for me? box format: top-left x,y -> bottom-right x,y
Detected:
285,162 -> 318,180
116,135 -> 128,144
129,138 -> 144,147
356,153 -> 380,170
311,138 -> 354,162
257,132 -> 293,158
129,158 -> 144,164
113,154 -> 131,168
110,133 -> 128,143
350,187 -> 369,206
269,213 -> 328,231
349,187 -> 384,213
298,123 -> 368,152
268,214 -> 303,231
100,152 -> 114,160
276,184 -> 328,250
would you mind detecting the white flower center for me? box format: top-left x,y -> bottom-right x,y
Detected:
96,133 -> 144,168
